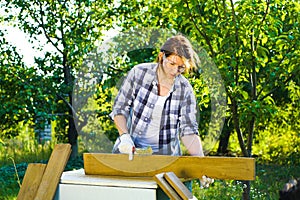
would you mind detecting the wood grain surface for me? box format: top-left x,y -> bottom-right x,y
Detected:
84,153 -> 255,180
17,163 -> 47,200
34,143 -> 71,200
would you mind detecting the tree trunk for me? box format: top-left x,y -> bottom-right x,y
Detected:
68,111 -> 78,159
231,99 -> 252,200
68,91 -> 78,159
217,118 -> 233,155
231,100 -> 248,157
242,181 -> 251,200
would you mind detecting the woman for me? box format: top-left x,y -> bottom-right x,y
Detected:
110,34 -> 204,157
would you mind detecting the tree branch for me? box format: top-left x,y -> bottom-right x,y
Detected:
222,0 -> 227,16
257,43 -> 297,100
247,31 -> 258,157
213,0 -> 222,19
185,0 -> 216,57
261,0 -> 270,24
231,99 -> 249,157
56,93 -> 78,120
38,2 -> 63,55
259,68 -> 298,102
229,0 -> 240,86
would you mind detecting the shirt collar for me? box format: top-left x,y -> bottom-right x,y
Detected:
148,63 -> 184,92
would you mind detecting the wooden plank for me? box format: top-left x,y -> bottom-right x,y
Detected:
164,172 -> 194,200
154,173 -> 181,200
17,163 -> 47,200
34,143 -> 71,200
84,153 -> 255,180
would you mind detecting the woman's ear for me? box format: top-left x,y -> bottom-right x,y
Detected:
158,52 -> 164,64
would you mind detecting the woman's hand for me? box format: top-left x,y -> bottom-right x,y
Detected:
118,133 -> 135,154
199,175 -> 214,188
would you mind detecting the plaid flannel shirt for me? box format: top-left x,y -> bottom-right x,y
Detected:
110,63 -> 199,155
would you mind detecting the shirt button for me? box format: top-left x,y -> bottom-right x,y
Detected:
145,117 -> 148,121
150,104 -> 154,107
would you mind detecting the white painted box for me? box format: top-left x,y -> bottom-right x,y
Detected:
54,169 -> 159,200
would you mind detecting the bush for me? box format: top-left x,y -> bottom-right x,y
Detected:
253,126 -> 300,165
0,163 -> 27,200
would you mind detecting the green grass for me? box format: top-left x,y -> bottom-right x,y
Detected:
193,164 -> 300,200
0,126 -> 55,167
0,156 -> 83,200
252,165 -> 300,199
1,157 -> 299,200
0,130 -> 299,200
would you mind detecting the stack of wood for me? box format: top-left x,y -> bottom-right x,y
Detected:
279,178 -> 300,200
17,144 -> 71,200
154,172 -> 196,200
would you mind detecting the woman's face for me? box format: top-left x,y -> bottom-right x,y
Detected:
160,53 -> 185,79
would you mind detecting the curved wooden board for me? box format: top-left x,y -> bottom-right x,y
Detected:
83,153 -> 255,181
93,153 -> 178,173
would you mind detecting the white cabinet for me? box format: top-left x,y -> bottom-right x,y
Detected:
54,169 -> 159,200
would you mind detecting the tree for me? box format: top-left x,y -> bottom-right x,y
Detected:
1,0 -> 299,198
114,0 -> 300,199
181,1 -> 299,199
5,0 -> 117,158
0,30 -> 39,136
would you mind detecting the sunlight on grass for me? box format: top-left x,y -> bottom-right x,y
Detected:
1,124 -> 299,199
192,164 -> 300,199
0,130 -> 55,167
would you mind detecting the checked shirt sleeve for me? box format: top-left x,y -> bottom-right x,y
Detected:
109,68 -> 136,120
179,84 -> 199,137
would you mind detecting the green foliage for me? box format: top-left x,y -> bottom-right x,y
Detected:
2,0 -> 121,157
189,76 -> 211,137
253,126 -> 300,165
253,81 -> 300,165
114,0 -> 300,159
0,123 -> 54,167
0,32 -> 44,137
0,0 -> 299,198
193,164 -> 300,200
0,163 -> 27,200
94,86 -> 117,143
75,86 -> 115,153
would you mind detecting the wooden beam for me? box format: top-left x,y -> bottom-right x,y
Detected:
17,164 -> 47,200
164,172 -> 194,200
83,153 -> 255,180
154,173 -> 182,200
34,143 -> 71,200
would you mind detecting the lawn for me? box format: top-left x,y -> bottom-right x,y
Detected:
194,164 -> 300,199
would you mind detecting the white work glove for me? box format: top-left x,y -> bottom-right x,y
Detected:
199,175 -> 214,188
118,133 -> 135,154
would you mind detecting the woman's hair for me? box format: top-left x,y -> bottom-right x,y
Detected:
158,34 -> 199,72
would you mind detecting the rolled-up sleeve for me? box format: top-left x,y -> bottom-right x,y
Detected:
109,68 -> 136,120
179,86 -> 199,137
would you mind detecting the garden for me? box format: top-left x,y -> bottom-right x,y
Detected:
0,0 -> 299,199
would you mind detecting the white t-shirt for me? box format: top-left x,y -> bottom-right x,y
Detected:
135,95 -> 167,153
